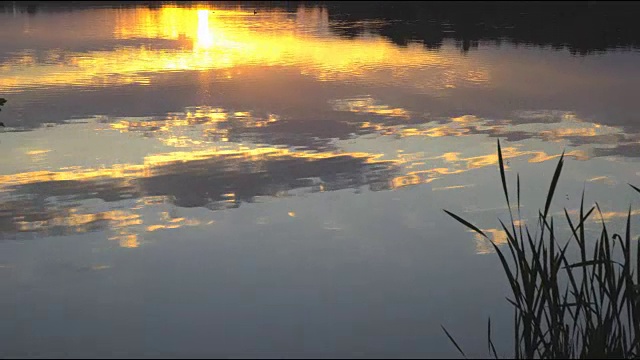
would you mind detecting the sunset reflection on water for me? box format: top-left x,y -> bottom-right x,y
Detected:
1,3 -> 640,357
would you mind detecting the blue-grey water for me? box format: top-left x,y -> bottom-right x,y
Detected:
1,3 -> 640,358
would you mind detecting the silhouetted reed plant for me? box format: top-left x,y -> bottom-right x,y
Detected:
443,140 -> 640,359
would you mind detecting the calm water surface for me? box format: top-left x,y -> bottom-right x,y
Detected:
1,3 -> 640,358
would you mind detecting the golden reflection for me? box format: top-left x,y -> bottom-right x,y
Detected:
474,229 -> 508,255
540,122 -> 621,142
0,6 -> 489,93
400,125 -> 470,138
14,209 -> 140,233
368,113 -> 624,156
528,150 -> 589,163
381,147 -> 590,188
588,176 -> 609,182
91,265 -> 111,271
111,233 -> 140,248
7,205 -> 143,248
451,115 -> 481,123
2,4 -> 636,258
147,216 -> 200,232
595,210 -> 640,221
147,224 -> 180,232
374,141 -> 590,192
0,110 -> 596,245
391,174 -> 422,189
438,147 -> 588,170
107,107 -> 279,148
0,144 -> 398,243
0,146 -> 383,189
587,176 -> 617,185
331,97 -> 411,119
26,150 -> 52,156
196,10 -> 214,49
0,168 -> 137,187
442,152 -> 460,162
432,184 -> 474,191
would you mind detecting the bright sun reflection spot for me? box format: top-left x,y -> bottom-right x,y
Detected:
196,9 -> 214,50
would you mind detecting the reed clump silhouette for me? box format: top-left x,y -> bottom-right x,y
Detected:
443,140 -> 640,359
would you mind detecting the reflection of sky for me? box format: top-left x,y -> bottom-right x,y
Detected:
0,7 -> 489,93
0,134 -> 399,241
1,4 -> 640,358
0,4 -> 639,247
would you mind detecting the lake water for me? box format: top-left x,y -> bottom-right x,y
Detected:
1,3 -> 640,358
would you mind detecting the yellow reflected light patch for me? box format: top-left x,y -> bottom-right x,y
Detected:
26,150 -> 52,156
0,6 -> 489,93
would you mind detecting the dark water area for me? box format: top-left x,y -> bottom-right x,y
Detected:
327,1 -> 640,54
1,1 -> 640,358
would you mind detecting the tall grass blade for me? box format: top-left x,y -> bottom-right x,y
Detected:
517,173 -> 521,211
441,325 -> 468,359
488,317 -> 499,359
565,260 -> 616,269
497,139 -> 510,210
443,210 -> 488,239
543,151 -> 564,220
